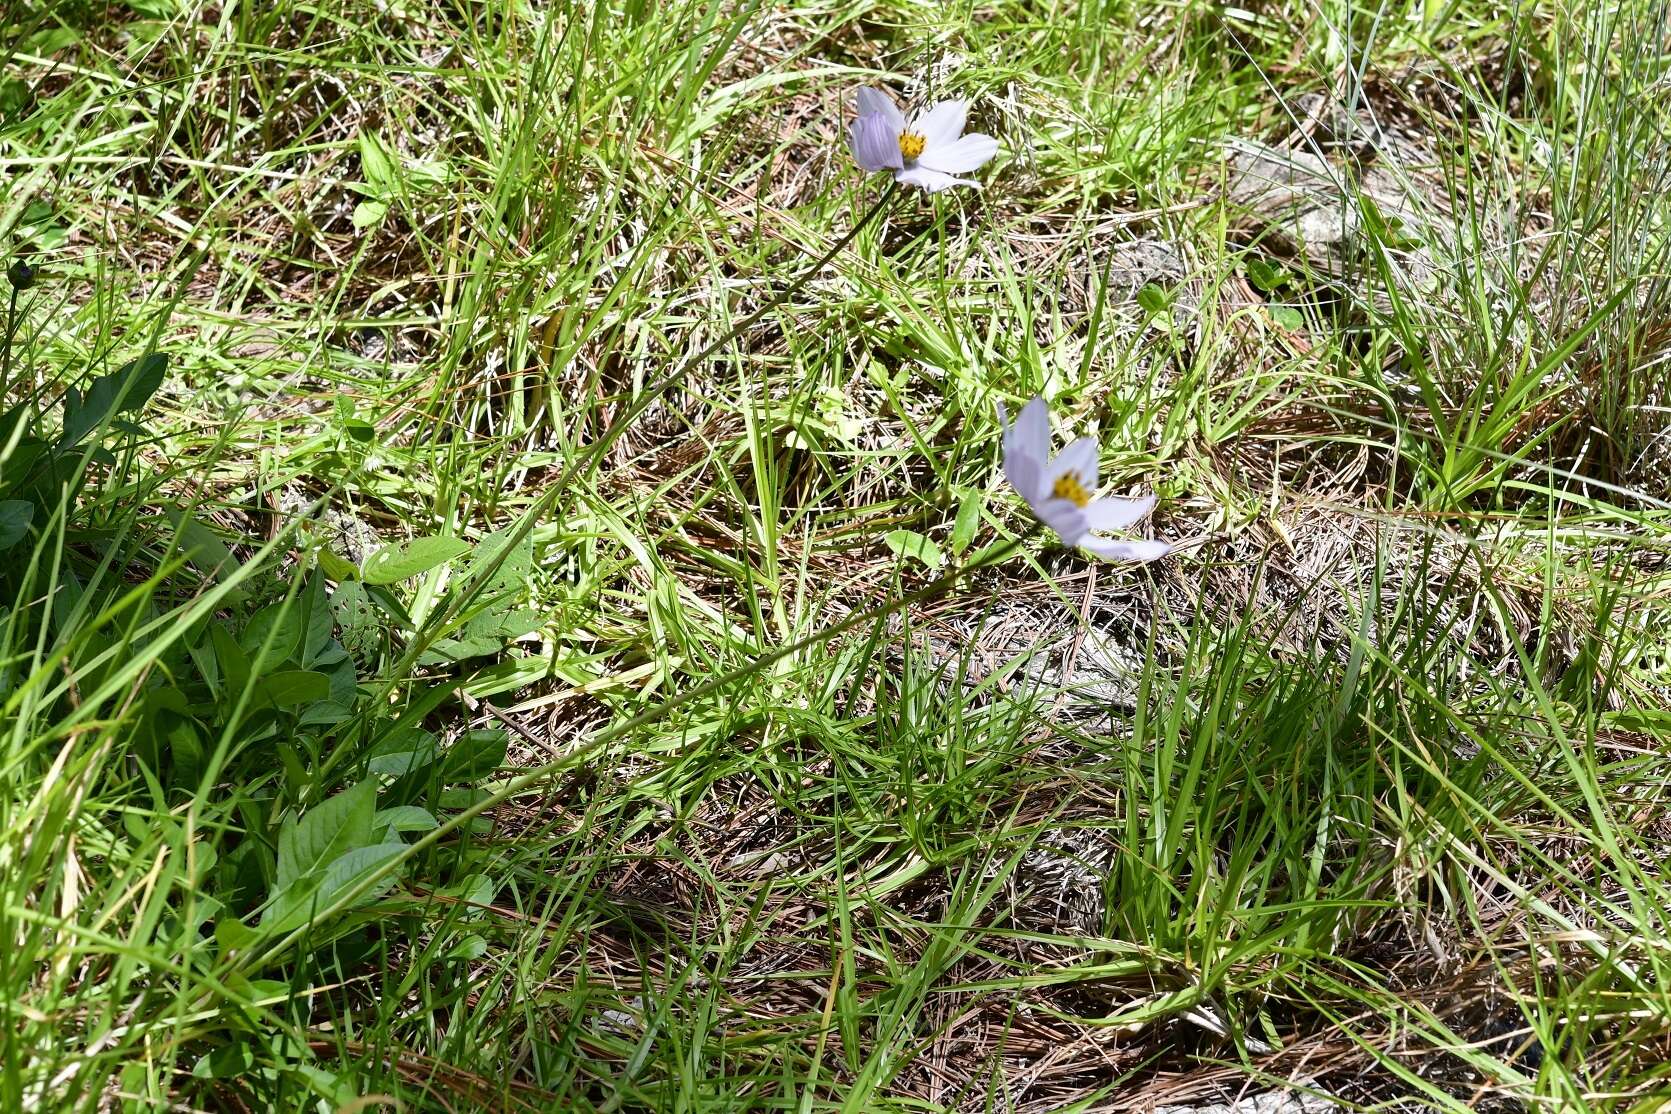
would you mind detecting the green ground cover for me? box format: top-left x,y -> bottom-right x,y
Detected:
4,0 -> 1671,1108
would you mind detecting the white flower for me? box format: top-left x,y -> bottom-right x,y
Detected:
997,397 -> 1169,563
847,87 -> 999,193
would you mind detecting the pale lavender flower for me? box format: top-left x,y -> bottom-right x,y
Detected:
847,87 -> 998,192
998,397 -> 1169,562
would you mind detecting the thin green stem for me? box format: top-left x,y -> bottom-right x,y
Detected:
557,179 -> 900,501
387,181 -> 903,677
672,181 -> 900,382
2,285 -> 16,400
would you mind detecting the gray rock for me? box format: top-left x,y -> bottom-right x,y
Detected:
1154,1091 -> 1339,1114
1226,138 -> 1438,287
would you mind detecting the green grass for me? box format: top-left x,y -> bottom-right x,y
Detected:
4,0 -> 1671,1109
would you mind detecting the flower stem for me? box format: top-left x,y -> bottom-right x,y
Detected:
1,286 -> 16,400
397,182 -> 902,665
554,180 -> 899,497
675,180 -> 900,379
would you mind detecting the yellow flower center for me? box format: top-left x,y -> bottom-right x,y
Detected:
898,131 -> 926,160
1052,471 -> 1092,508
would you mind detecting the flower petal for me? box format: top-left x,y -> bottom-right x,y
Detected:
910,99 -> 968,149
1079,536 -> 1170,563
917,132 -> 998,174
998,398 -> 1039,504
1034,499 -> 1088,543
1046,436 -> 1099,494
855,87 -> 905,132
893,165 -> 977,192
1005,448 -> 1041,507
849,113 -> 903,171
1011,398 -> 1050,462
1081,494 -> 1155,533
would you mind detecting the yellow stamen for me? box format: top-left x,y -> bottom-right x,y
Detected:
1052,471 -> 1092,508
898,131 -> 926,160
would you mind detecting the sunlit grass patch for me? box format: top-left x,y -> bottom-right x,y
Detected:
3,0 -> 1671,1109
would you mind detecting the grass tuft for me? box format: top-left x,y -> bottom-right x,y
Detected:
4,0 -> 1671,1109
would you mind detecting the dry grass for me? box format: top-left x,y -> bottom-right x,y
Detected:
5,0 -> 1671,1110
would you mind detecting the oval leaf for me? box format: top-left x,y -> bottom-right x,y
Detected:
0,499 -> 33,551
362,536 -> 471,585
949,489 -> 980,557
255,670 -> 331,707
276,780 -> 375,891
884,529 -> 943,570
375,805 -> 438,833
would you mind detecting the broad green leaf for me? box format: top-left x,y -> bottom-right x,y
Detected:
421,636 -> 502,663
241,601 -> 307,666
356,131 -> 398,193
1246,258 -> 1289,292
113,353 -> 167,412
260,876 -> 320,932
276,780 -> 375,892
1136,283 -> 1170,316
59,354 -> 167,446
1602,709 -> 1671,733
214,918 -> 257,952
164,510 -> 246,604
0,499 -> 32,550
192,1042 -> 253,1079
362,535 -> 471,585
320,647 -> 355,697
0,77 -> 30,117
450,873 -> 496,908
465,606 -> 542,640
22,27 -> 78,55
301,575 -> 334,662
57,386 -> 94,446
261,843 -> 407,929
448,934 -> 488,961
341,418 -> 376,443
297,701 -> 353,727
950,489 -> 980,556
351,199 -> 388,231
366,728 -> 439,778
440,728 -> 508,782
137,686 -> 201,786
463,527 -> 534,596
375,805 -> 438,833
315,547 -> 359,582
315,842 -> 406,910
884,529 -> 944,570
254,670 -> 330,708
330,581 -> 380,654
209,623 -> 250,704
